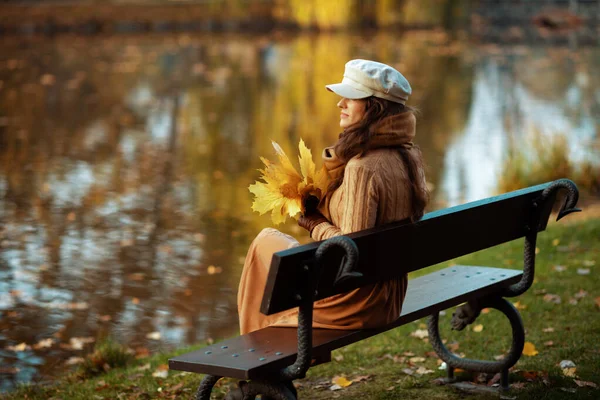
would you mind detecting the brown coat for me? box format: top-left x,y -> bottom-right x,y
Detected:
237,147 -> 415,334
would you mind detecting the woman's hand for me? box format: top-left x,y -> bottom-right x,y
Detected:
298,213 -> 328,235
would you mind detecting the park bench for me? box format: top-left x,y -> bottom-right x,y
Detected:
169,179 -> 581,399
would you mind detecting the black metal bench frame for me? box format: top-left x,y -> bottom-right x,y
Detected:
169,179 -> 580,400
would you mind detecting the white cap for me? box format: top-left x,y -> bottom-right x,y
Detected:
326,59 -> 411,105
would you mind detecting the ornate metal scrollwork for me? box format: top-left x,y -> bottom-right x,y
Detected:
540,178 -> 581,221
315,235 -> 362,288
428,297 -> 525,389
503,179 -> 580,298
218,236 -> 360,400
196,375 -> 223,400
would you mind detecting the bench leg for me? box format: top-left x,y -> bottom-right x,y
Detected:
428,297 -> 525,389
501,369 -> 509,391
196,374 -> 222,400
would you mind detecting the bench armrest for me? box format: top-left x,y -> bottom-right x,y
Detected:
502,179 -> 580,298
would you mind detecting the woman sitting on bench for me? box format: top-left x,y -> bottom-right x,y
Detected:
238,59 -> 429,334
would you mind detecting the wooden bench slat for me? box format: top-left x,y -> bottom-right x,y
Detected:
261,183 -> 554,315
169,265 -> 522,380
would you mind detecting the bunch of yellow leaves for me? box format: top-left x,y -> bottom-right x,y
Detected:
248,139 -> 329,225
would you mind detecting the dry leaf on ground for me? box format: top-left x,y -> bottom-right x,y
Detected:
415,366 -> 434,375
410,329 -> 428,339
473,324 -> 484,332
577,268 -> 590,275
352,375 -> 371,382
522,342 -> 539,356
331,376 -> 352,388
543,294 -> 561,304
512,301 -> 527,310
574,380 -> 598,388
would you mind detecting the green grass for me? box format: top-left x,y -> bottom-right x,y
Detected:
3,218 -> 599,400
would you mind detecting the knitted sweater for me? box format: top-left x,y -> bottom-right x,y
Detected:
312,148 -> 414,241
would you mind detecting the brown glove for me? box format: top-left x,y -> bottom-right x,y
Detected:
298,213 -> 328,235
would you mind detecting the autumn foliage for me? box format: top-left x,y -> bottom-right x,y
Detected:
248,140 -> 329,225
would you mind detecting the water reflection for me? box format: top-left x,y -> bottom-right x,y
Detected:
0,32 -> 598,391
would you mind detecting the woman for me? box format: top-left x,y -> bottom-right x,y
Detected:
238,59 -> 428,334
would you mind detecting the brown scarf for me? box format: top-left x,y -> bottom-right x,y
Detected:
318,112 -> 417,219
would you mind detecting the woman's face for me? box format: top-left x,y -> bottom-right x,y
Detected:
337,97 -> 366,129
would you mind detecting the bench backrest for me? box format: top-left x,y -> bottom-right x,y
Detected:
260,182 -> 556,315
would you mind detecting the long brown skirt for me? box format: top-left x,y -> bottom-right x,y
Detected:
238,228 -> 408,334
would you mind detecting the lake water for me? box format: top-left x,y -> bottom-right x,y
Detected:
0,31 -> 598,391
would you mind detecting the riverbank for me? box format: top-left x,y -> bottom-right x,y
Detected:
3,215 -> 598,399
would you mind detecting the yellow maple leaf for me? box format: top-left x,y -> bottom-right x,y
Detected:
513,301 -> 527,310
562,367 -> 577,377
522,342 -> 539,356
332,376 -> 353,388
249,140 -> 329,224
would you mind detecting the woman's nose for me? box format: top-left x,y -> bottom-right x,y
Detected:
337,98 -> 346,108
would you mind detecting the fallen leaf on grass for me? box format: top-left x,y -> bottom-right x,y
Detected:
135,347 -> 150,359
521,371 -> 539,380
386,386 -> 395,391
137,363 -> 151,371
415,367 -> 434,375
562,367 -> 577,377
522,342 -> 538,356
543,294 -> 561,304
409,356 -> 426,363
0,367 -> 20,374
552,239 -> 560,246
573,289 -> 588,299
472,324 -> 484,332
352,375 -> 371,383
577,268 -> 590,275
544,341 -> 554,347
331,376 -> 352,388
334,354 -> 344,362
152,364 -> 169,379
512,301 -> 527,310
543,327 -> 555,333
574,380 -> 598,388
447,342 -> 460,351
582,260 -> 596,267
410,329 -> 428,339
481,308 -> 490,314
595,297 -> 600,308
553,265 -> 567,272
403,351 -> 415,356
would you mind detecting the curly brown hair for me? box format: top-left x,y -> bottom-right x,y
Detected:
328,96 -> 429,222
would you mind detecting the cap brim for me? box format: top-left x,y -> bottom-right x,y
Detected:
325,83 -> 372,99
